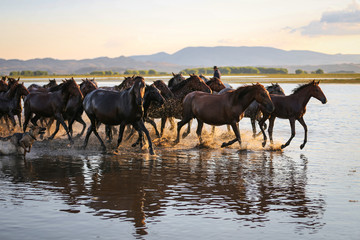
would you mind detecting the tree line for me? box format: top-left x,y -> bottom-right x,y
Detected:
7,67 -> 326,76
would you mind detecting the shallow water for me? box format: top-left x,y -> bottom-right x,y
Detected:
1,83 -> 359,239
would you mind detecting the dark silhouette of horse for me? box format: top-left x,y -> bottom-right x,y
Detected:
28,79 -> 58,93
147,74 -> 212,137
259,80 -> 327,149
206,77 -> 226,92
175,83 -> 274,148
82,76 -> 155,154
23,78 -> 82,144
168,72 -> 185,89
0,81 -> 29,129
100,76 -> 135,91
0,79 -> 8,92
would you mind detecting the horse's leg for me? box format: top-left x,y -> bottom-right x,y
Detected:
281,118 -> 296,149
268,116 -> 276,144
131,123 -> 144,148
160,117 -> 167,136
258,114 -> 269,147
145,117 -> 160,138
251,117 -> 256,138
17,113 -> 22,129
116,124 -> 126,148
211,125 -> 216,136
105,125 -> 113,143
54,113 -> 74,144
74,116 -> 86,137
175,117 -> 191,144
48,120 -> 61,140
196,120 -> 204,144
23,109 -> 32,132
136,121 -> 154,155
91,121 -> 106,151
298,117 -> 308,149
182,119 -> 192,139
169,117 -> 175,131
82,123 -> 94,149
221,122 -> 241,148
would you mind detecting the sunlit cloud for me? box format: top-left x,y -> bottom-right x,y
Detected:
292,0 -> 360,36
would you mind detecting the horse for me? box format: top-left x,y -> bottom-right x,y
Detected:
0,79 -> 8,92
28,79 -> 58,93
259,80 -> 327,149
147,74 -> 212,137
100,76 -> 135,91
168,72 -> 185,89
23,78 -> 83,144
175,83 -> 274,148
206,77 -> 226,92
0,82 -> 29,129
200,74 -> 232,89
82,76 -> 155,154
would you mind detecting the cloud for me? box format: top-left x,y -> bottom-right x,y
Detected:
293,0 -> 360,36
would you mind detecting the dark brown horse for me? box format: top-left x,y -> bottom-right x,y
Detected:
100,76 -> 135,91
206,77 -> 226,92
259,80 -> 327,149
28,79 -> 58,93
147,74 -> 212,136
82,76 -> 154,154
175,83 -> 274,148
23,78 -> 82,144
0,81 -> 29,128
0,79 -> 8,92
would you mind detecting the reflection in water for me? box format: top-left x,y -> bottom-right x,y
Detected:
0,148 -> 326,238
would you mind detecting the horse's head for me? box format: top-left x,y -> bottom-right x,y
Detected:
0,79 -> 8,92
7,77 -> 19,89
254,83 -> 274,113
43,79 -> 57,88
17,82 -> 30,97
188,74 -> 212,93
207,77 -> 226,92
310,80 -> 327,104
63,78 -> 83,99
168,72 -> 185,89
80,79 -> 98,97
267,83 -> 285,95
146,84 -> 165,106
132,76 -> 146,106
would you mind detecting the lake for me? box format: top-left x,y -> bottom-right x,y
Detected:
0,80 -> 359,239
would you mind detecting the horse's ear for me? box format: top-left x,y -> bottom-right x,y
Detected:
17,77 -> 20,81
317,80 -> 320,84
82,79 -> 85,82
172,72 -> 175,76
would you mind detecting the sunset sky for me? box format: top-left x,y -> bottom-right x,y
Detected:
1,0 -> 360,60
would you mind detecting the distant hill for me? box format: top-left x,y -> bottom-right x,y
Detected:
130,46 -> 360,66
1,46 -> 360,75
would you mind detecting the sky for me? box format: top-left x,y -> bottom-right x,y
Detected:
0,0 -> 360,60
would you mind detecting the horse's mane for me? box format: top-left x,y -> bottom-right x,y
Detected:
233,83 -> 264,99
292,81 -> 315,94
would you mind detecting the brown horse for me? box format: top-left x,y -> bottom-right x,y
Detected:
0,79 -> 8,92
206,77 -> 226,92
23,78 -> 82,144
259,80 -> 327,149
175,83 -> 274,148
0,81 -> 29,128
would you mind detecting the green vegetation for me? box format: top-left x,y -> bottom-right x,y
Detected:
9,70 -> 49,76
181,66 -> 288,75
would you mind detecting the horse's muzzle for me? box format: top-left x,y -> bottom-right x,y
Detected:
322,98 -> 327,104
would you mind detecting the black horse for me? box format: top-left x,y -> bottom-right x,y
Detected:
23,78 -> 82,144
82,76 -> 155,154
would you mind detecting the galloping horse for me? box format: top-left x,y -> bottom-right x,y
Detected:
82,76 -> 154,154
0,82 -> 29,128
23,78 -> 82,144
175,83 -> 274,148
259,80 -> 327,149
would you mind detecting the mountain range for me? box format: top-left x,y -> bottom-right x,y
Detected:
1,46 -> 360,75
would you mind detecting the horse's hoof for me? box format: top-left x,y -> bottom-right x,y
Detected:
174,140 -> 179,145
262,142 -> 266,147
300,144 -> 305,149
281,144 -> 286,149
132,143 -> 138,148
221,142 -> 227,148
149,149 -> 155,155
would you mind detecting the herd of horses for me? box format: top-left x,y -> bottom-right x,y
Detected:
0,73 -> 327,155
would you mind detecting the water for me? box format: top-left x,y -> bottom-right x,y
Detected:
0,82 -> 359,239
